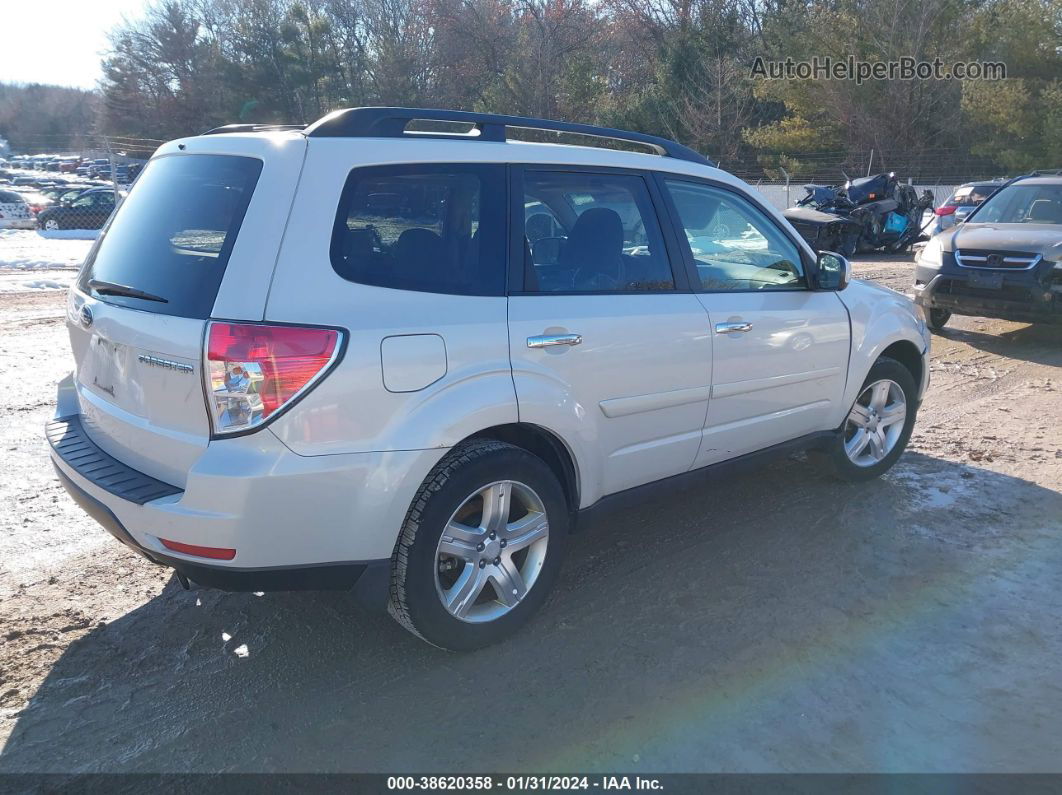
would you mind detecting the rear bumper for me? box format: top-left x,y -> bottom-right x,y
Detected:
51,462 -> 388,596
47,389 -> 443,598
914,270 -> 1062,325
0,218 -> 37,230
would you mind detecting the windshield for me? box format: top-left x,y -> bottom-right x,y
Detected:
971,183 -> 1062,225
78,154 -> 263,318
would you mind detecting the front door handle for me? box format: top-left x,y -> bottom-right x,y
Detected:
715,321 -> 753,335
528,333 -> 582,349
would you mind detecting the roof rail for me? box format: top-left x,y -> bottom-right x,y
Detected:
202,123 -> 306,135
1027,168 -> 1062,177
303,107 -> 714,166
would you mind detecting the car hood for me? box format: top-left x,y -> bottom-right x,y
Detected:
942,223 -> 1062,258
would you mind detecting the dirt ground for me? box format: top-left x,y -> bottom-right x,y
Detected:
1,257 -> 1060,773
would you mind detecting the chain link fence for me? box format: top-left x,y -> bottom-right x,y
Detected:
1,134 -> 163,235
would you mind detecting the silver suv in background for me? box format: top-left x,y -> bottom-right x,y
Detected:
49,108 -> 930,649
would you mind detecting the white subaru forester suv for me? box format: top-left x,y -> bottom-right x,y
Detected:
49,108 -> 930,650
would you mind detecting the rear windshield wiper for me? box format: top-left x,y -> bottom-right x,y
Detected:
88,279 -> 168,304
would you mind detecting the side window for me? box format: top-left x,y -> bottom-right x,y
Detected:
521,171 -> 674,292
330,163 -> 506,296
664,179 -> 805,292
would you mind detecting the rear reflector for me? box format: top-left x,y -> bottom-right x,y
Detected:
160,538 -> 237,560
205,322 -> 341,436
935,205 -> 957,216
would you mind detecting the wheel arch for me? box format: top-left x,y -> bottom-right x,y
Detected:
879,339 -> 924,391
465,423 -> 581,520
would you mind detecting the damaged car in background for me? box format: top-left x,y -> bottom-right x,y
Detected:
785,172 -> 934,256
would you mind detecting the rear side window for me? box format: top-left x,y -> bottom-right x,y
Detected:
520,171 -> 674,292
0,191 -> 23,203
330,164 -> 506,296
78,154 -> 263,318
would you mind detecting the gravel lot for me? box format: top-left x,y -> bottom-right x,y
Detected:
0,256 -> 1060,773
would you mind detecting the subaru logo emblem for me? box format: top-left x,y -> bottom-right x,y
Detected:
79,305 -> 93,328
986,254 -> 1003,267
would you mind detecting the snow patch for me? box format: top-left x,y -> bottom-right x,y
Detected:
0,229 -> 92,273
0,270 -> 75,293
886,465 -> 977,511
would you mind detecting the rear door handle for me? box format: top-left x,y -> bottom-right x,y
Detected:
527,334 -> 582,349
715,321 -> 753,335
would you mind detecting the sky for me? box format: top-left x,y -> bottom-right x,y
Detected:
0,0 -> 148,89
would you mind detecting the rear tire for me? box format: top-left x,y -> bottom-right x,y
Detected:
827,356 -> 918,482
389,439 -> 569,650
927,308 -> 951,332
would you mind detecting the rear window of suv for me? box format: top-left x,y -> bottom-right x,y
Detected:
330,163 -> 507,296
78,154 -> 263,318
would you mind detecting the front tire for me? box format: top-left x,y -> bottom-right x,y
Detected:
827,356 -> 918,482
927,308 -> 951,332
389,440 -> 569,650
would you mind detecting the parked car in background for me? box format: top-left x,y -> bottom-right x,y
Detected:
0,189 -> 37,229
86,159 -> 110,178
48,108 -> 930,651
59,157 -> 82,173
36,186 -> 120,230
915,172 -> 1062,329
922,180 -> 1005,237
40,184 -> 91,207
16,190 -> 53,215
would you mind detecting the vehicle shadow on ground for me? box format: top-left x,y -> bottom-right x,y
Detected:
2,452 -> 1062,773
937,322 -> 1062,367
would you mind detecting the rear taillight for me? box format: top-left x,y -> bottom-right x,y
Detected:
935,205 -> 957,216
205,321 -> 341,436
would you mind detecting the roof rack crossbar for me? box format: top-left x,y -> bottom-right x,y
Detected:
202,123 -> 306,135
302,107 -> 714,166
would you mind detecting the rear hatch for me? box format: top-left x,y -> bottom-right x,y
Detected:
66,135 -> 306,486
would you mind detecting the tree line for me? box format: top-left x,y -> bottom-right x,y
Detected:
3,0 -> 1060,179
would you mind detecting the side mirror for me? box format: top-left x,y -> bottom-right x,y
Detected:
813,251 -> 851,291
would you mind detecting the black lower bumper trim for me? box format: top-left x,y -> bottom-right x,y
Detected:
917,275 -> 1062,325
162,558 -> 373,592
52,460 -> 390,603
46,415 -> 183,504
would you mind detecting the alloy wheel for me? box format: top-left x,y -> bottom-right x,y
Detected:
843,379 -> 907,467
434,480 -> 550,623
